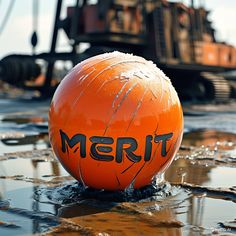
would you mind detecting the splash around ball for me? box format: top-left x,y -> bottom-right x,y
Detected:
48,51 -> 183,191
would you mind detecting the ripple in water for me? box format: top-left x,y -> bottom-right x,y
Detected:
35,178 -> 181,206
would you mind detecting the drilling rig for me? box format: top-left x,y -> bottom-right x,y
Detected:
0,0 -> 235,101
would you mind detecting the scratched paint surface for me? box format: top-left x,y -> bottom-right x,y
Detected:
0,90 -> 236,235
49,52 -> 183,190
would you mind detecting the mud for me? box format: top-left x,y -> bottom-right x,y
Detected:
0,96 -> 236,235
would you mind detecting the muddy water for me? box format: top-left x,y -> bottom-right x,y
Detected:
0,98 -> 236,235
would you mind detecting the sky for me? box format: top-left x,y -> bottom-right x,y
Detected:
0,0 -> 236,59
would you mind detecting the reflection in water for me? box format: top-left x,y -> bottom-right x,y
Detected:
31,159 -> 62,234
0,113 -> 49,155
188,195 -> 206,231
166,158 -> 213,186
0,113 -> 236,235
0,132 -> 50,155
58,207 -> 183,236
0,154 -> 65,235
165,129 -> 236,235
0,149 -> 235,235
2,116 -> 46,124
1,133 -> 49,148
182,129 -> 236,148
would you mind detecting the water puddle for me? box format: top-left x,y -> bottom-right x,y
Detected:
0,129 -> 235,235
184,101 -> 236,134
0,99 -> 236,235
0,100 -> 50,155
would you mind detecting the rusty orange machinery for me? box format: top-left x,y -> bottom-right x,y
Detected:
66,2 -> 145,37
194,41 -> 236,68
65,1 -> 236,69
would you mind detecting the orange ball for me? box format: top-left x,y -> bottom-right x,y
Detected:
48,52 -> 183,190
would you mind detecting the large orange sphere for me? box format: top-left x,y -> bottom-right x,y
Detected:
48,51 -> 183,190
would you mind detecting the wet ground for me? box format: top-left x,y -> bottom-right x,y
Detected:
0,90 -> 236,235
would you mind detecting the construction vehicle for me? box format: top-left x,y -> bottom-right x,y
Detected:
0,0 -> 235,101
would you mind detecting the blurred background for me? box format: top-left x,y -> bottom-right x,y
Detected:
1,0 -> 236,101
1,0 -> 236,56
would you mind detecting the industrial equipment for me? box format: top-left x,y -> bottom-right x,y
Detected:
0,0 -> 235,101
